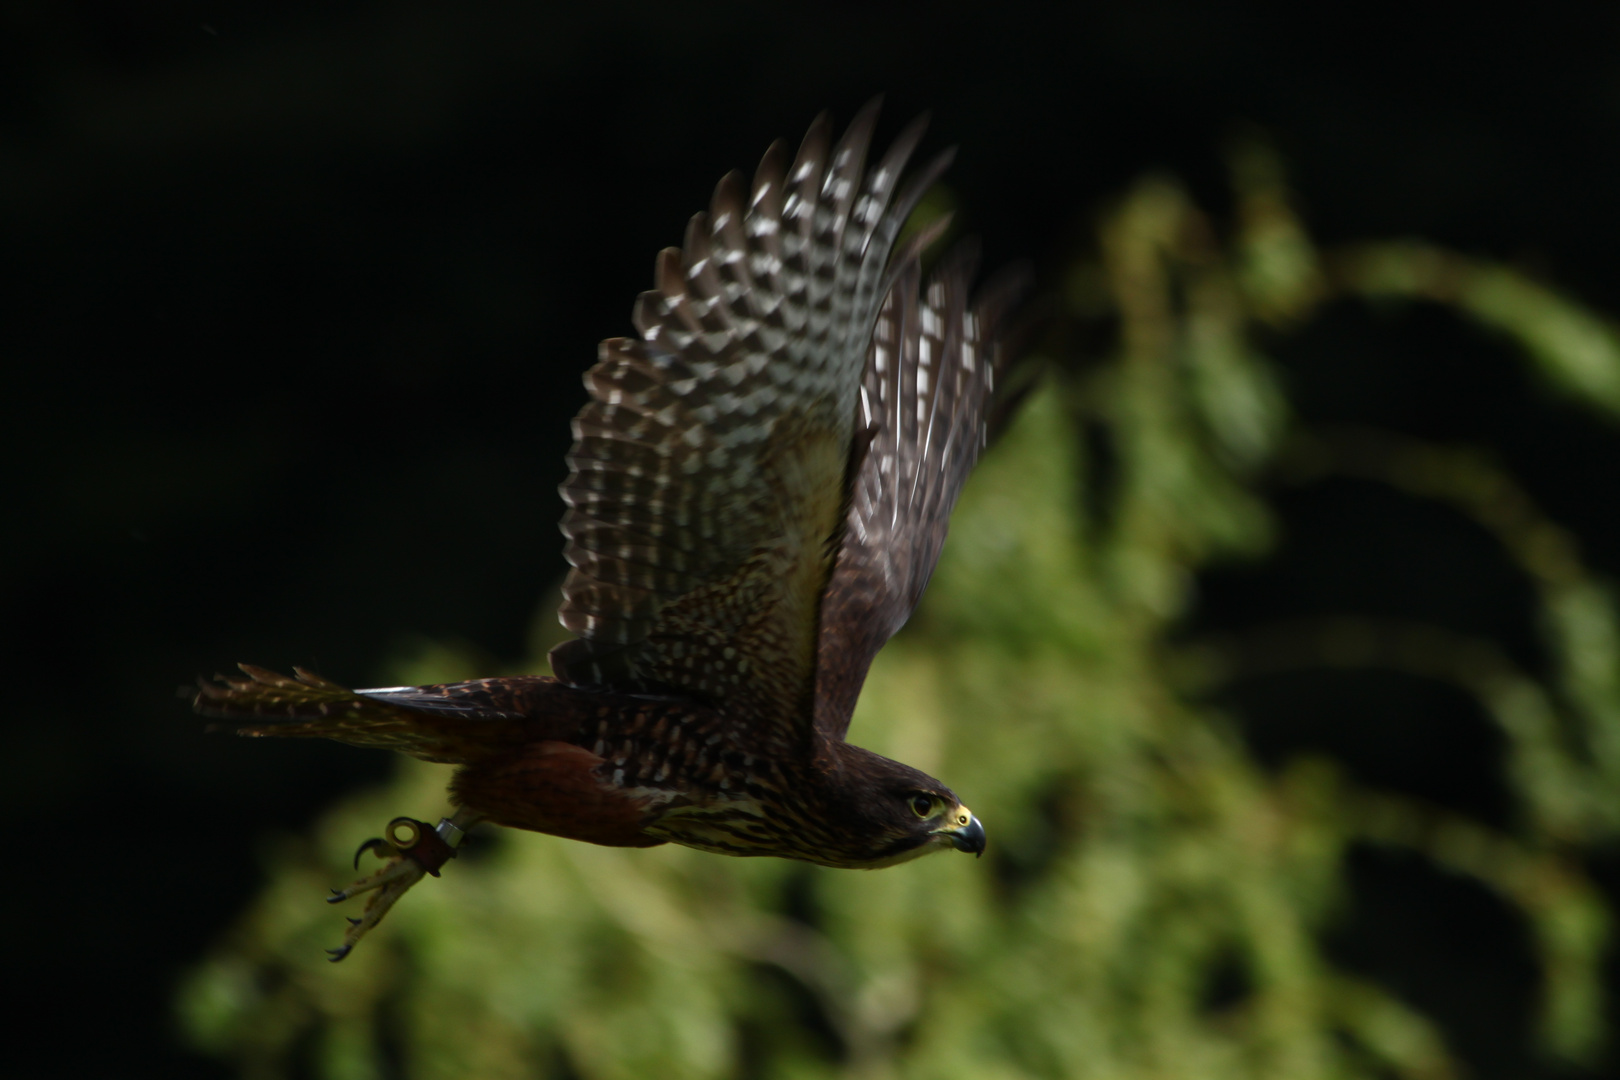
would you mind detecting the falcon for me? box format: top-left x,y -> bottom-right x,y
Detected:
197,103 -> 1024,961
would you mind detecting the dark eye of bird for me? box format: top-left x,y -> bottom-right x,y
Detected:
910,794 -> 936,818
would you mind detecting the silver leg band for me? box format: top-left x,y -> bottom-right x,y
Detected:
435,817 -> 467,849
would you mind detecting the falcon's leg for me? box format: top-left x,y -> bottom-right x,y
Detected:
324,809 -> 479,961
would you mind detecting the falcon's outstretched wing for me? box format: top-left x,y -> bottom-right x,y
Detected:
812,250 -> 1028,741
550,103 -> 950,736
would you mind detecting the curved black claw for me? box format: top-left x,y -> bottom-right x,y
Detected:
326,945 -> 353,963
347,917 -> 363,927
327,887 -> 348,905
352,836 -> 389,870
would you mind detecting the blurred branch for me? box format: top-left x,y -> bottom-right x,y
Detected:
179,130 -> 1620,1080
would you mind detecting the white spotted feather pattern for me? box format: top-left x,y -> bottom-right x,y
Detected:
552,104 -> 994,742
813,248 -> 1027,739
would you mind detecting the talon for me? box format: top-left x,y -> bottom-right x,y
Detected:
319,811 -> 475,960
352,837 -> 391,869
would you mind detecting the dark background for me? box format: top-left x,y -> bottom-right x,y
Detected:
6,2 -> 1620,1076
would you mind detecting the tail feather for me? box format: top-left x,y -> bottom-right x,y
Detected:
194,664 -> 529,764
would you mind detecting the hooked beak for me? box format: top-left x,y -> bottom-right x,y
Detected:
941,810 -> 986,857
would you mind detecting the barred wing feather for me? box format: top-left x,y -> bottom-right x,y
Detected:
813,251 -> 1028,741
552,104 -> 950,737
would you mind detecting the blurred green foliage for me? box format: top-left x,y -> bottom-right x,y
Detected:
180,147 -> 1620,1079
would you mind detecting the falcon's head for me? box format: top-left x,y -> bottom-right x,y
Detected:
812,743 -> 986,869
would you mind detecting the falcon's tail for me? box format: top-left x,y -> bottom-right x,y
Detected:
194,664 -> 535,764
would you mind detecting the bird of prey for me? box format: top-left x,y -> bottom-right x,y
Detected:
197,103 -> 1025,961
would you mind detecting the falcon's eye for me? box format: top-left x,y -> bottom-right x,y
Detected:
909,794 -> 937,818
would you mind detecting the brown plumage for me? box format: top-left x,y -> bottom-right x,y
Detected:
195,102 -> 1023,959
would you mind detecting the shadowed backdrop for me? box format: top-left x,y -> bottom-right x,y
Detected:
7,3 -> 1620,1077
